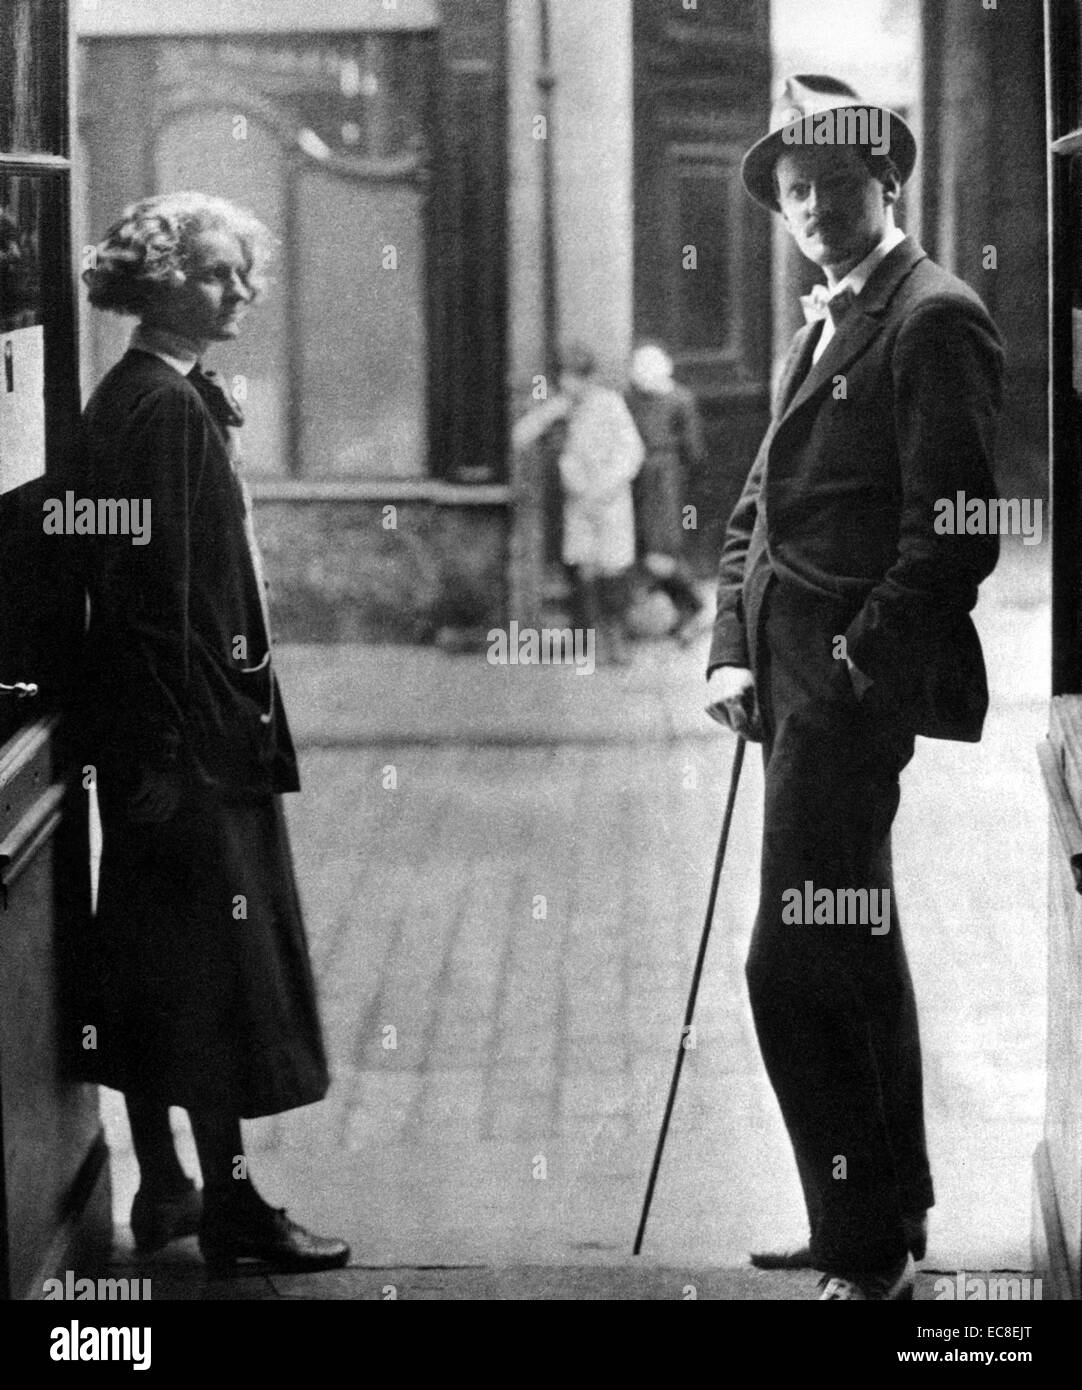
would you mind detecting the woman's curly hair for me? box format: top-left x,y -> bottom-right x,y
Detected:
83,192 -> 274,316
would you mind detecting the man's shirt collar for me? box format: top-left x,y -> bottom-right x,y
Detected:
829,223 -> 907,303
809,223 -> 906,365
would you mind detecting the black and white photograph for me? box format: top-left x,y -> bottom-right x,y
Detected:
0,0 -> 1073,1359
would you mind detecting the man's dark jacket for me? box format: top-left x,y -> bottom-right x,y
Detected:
708,236 -> 1004,742
78,349 -> 299,794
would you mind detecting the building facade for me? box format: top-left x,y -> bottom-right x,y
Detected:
74,0 -> 1046,642
77,0 -> 512,642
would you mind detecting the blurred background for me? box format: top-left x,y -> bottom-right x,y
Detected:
74,0 -> 1047,645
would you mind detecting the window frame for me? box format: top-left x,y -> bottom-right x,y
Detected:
1,0 -> 79,480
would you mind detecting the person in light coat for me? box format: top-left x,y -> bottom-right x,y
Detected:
513,342 -> 645,664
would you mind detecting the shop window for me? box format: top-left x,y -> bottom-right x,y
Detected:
0,0 -> 66,157
79,32 -> 435,479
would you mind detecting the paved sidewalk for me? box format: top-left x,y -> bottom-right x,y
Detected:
99,539 -> 1050,1296
276,627 -> 725,747
92,1258 -> 1028,1301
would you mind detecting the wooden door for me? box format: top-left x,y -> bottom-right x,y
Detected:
633,0 -> 772,571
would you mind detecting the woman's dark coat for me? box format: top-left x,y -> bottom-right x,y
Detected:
79,350 -> 297,794
75,349 -> 328,1116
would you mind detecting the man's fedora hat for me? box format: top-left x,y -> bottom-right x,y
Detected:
742,74 -> 917,212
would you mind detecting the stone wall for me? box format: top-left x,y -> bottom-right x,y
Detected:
255,498 -> 509,643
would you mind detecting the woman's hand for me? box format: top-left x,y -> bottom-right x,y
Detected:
127,765 -> 184,824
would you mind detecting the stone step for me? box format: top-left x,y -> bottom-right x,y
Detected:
96,1251 -> 1047,1301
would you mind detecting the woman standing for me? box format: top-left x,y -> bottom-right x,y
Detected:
77,193 -> 348,1275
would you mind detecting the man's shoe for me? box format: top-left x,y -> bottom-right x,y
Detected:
902,1211 -> 927,1261
130,1180 -> 202,1254
750,1243 -> 817,1271
751,1212 -> 927,1270
817,1253 -> 914,1300
199,1206 -> 350,1277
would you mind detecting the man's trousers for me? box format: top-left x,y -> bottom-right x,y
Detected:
747,574 -> 935,1276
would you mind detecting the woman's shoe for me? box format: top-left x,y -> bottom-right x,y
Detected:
199,1206 -> 350,1277
130,1180 -> 202,1253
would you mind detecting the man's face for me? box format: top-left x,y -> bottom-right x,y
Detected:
775,147 -> 890,274
143,228 -> 253,343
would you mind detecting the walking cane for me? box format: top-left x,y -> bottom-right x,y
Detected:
632,730 -> 747,1255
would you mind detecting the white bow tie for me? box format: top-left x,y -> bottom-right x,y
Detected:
801,283 -> 857,327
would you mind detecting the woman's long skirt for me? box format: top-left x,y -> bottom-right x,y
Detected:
79,785 -> 329,1118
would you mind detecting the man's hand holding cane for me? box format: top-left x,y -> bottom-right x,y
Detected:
706,664 -> 763,742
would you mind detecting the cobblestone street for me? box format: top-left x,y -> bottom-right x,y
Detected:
101,540 -> 1049,1293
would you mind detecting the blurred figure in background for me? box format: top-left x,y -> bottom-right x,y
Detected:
513,342 -> 645,665
624,341 -> 709,645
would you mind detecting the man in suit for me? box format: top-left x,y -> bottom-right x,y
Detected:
705,76 -> 1004,1299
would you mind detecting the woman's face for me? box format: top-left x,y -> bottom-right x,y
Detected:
142,227 -> 254,344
